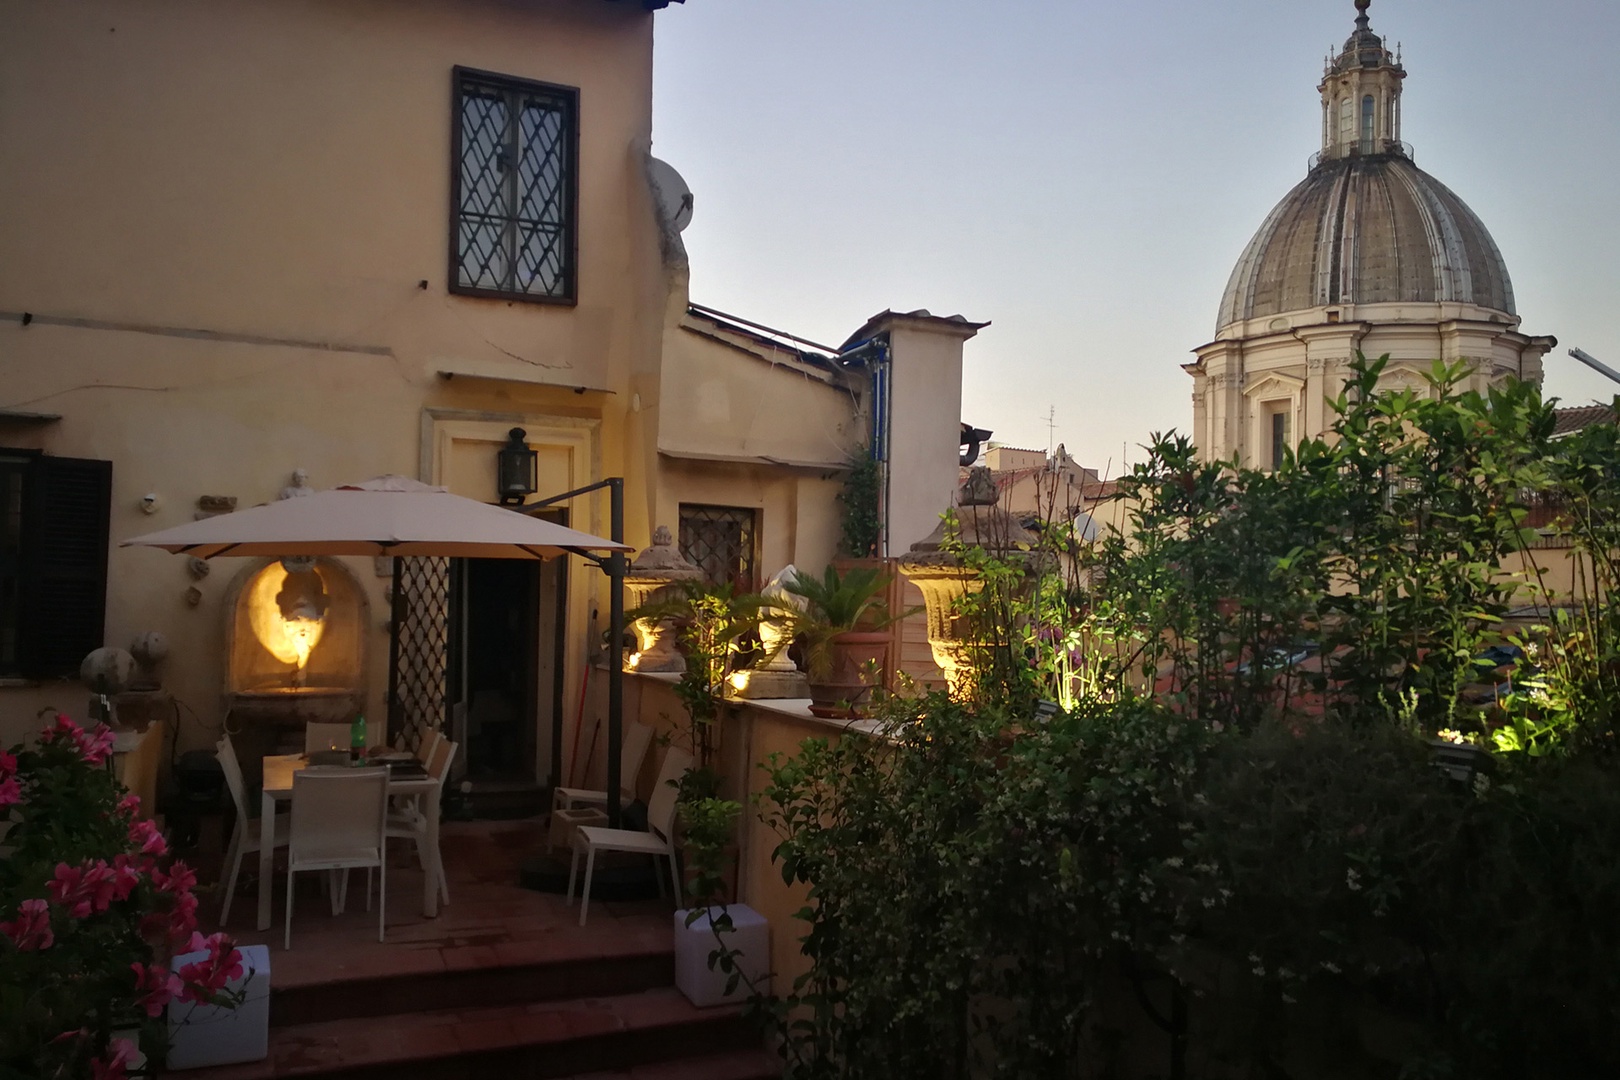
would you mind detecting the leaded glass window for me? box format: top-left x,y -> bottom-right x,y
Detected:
678,505 -> 758,592
451,68 -> 577,303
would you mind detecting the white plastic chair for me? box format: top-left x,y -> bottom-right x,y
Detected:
304,723 -> 352,755
216,734 -> 289,928
552,721 -> 654,815
567,746 -> 692,927
386,738 -> 456,906
414,728 -> 445,766
284,768 -> 388,948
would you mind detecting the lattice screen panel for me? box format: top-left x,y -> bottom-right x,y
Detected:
387,556 -> 450,752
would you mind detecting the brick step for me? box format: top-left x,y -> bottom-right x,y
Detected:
170,988 -> 761,1079
560,1047 -> 782,1080
271,935 -> 675,1028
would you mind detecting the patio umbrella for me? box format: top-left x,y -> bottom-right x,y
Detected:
120,475 -> 631,559
123,474 -> 636,825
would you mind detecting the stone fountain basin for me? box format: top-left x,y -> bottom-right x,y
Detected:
230,685 -> 358,725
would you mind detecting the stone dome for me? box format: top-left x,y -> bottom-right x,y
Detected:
1216,151 -> 1516,332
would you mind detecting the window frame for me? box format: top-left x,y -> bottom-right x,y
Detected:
677,504 -> 760,593
447,65 -> 581,306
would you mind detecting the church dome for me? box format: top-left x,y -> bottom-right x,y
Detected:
1216,152 -> 1516,332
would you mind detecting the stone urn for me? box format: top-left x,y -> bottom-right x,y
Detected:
731,565 -> 810,700
624,526 -> 704,673
898,466 -> 1050,698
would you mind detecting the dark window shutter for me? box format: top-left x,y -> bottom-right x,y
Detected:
20,456 -> 112,678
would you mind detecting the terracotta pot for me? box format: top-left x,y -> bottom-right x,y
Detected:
807,630 -> 889,719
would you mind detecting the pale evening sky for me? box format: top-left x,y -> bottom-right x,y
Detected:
648,0 -> 1620,472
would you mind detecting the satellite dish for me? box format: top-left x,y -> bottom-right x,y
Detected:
648,157 -> 694,233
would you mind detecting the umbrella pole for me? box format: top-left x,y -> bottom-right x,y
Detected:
606,478 -> 624,829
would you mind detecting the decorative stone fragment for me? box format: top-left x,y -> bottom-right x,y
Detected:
194,495 -> 237,520
186,557 -> 211,580
184,585 -> 203,607
129,631 -> 170,691
277,469 -> 313,500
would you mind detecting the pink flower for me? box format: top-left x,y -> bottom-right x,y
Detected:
153,861 -> 196,896
41,715 -> 84,745
129,819 -> 167,858
91,1037 -> 138,1080
177,933 -> 244,1003
40,716 -> 116,766
166,891 -> 200,945
46,860 -> 120,917
0,898 -> 53,950
109,860 -> 143,904
47,863 -> 93,918
0,749 -> 16,776
79,724 -> 116,766
117,792 -> 142,818
131,962 -> 181,1017
0,775 -> 19,808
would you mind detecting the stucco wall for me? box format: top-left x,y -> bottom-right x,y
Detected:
0,0 -> 665,757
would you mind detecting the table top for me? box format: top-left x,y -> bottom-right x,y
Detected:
261,753 -> 437,798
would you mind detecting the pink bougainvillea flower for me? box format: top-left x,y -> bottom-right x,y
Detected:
47,860 -> 121,917
0,898 -> 54,950
90,1037 -> 138,1080
79,724 -> 116,766
40,716 -> 117,766
166,890 -> 200,945
131,961 -> 182,1017
0,748 -> 16,776
153,860 -> 196,896
80,860 -> 120,913
129,819 -> 168,858
41,715 -> 84,744
109,859 -> 143,904
177,932 -> 245,1001
0,774 -> 19,808
117,792 -> 142,818
47,862 -> 93,918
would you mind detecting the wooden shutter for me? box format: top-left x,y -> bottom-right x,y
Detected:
20,456 -> 112,678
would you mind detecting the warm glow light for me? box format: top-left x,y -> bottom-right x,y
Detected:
626,652 -> 643,670
727,671 -> 749,692
247,563 -> 327,670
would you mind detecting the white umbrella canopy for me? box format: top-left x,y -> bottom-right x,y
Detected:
121,475 -> 632,559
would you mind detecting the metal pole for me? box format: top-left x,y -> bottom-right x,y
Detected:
1570,347 -> 1620,388
606,478 -> 625,828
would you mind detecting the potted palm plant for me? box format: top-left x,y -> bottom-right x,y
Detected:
782,564 -> 912,718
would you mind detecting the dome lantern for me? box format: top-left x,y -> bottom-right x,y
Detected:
1319,0 -> 1405,161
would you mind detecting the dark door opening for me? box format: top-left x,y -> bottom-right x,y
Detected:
460,558 -> 538,782
448,513 -> 568,796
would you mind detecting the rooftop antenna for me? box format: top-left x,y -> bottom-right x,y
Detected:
1042,405 -> 1057,456
1569,347 -> 1620,387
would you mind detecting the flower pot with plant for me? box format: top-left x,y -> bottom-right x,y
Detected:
672,795 -> 768,1008
782,564 -> 915,719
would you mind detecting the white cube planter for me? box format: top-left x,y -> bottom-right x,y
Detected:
166,943 -> 271,1069
674,904 -> 769,1008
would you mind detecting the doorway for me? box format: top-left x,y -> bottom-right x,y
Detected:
449,517 -> 568,795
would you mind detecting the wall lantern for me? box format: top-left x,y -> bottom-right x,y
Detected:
497,428 -> 537,506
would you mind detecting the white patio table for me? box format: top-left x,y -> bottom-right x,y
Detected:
255,754 -> 441,932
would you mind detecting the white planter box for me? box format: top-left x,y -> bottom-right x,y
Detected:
166,943 -> 271,1069
674,904 -> 769,1008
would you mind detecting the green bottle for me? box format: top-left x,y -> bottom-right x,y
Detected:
350,714 -> 366,764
